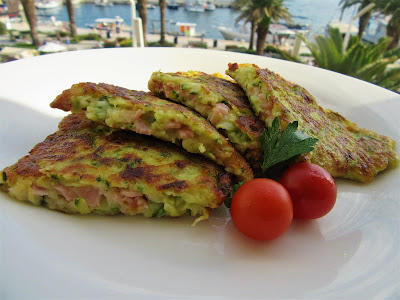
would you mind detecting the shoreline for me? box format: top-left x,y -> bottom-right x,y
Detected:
67,0 -> 233,8
0,19 -> 312,62
5,20 -> 252,50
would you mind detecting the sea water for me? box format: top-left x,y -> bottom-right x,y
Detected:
37,0 -> 356,40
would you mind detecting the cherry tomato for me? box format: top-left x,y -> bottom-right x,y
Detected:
230,178 -> 293,241
279,163 -> 337,219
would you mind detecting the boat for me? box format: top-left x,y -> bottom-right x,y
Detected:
35,0 -> 62,9
135,3 -> 156,9
218,23 -> 251,42
326,19 -> 358,36
204,0 -> 215,11
363,14 -> 390,44
71,0 -> 82,5
94,0 -> 113,7
185,0 -> 204,12
38,41 -> 67,53
327,14 -> 399,47
86,16 -> 124,31
218,22 -> 300,43
167,0 -> 179,9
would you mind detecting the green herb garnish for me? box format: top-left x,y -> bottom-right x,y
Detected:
224,117 -> 318,208
224,181 -> 244,208
261,117 -> 318,175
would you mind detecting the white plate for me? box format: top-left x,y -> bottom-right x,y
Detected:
0,48 -> 399,299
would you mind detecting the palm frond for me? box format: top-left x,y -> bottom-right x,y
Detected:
356,57 -> 397,81
342,43 -> 365,75
373,67 -> 400,90
329,27 -> 344,55
365,37 -> 391,62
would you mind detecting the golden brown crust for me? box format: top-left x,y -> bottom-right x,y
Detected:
52,82 -> 217,120
228,63 -> 399,182
50,82 -> 254,182
172,71 -> 265,139
2,113 -> 233,212
148,71 -> 264,171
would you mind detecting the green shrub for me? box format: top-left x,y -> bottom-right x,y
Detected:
59,31 -> 70,37
70,36 -> 82,44
13,43 -> 37,49
103,40 -> 116,48
101,38 -> 132,47
188,41 -> 207,49
80,33 -> 102,41
264,44 -> 282,54
148,40 -> 175,47
225,45 -> 256,54
119,38 -> 132,47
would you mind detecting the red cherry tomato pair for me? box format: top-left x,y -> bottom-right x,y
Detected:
230,163 -> 337,241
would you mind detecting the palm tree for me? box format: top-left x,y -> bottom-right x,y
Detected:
20,0 -> 40,46
339,0 -> 376,39
255,0 -> 290,55
375,0 -> 400,50
300,28 -> 400,93
232,0 -> 290,55
231,0 -> 258,50
137,0 -> 148,44
65,0 -> 77,37
159,0 -> 166,45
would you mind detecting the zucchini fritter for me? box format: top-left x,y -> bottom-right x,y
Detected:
0,113 -> 232,222
50,82 -> 253,181
227,63 -> 399,182
148,71 -> 264,170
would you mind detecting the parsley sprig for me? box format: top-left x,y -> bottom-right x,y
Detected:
224,117 -> 318,208
261,117 -> 319,176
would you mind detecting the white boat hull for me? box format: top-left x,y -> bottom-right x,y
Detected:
185,0 -> 205,12
186,7 -> 204,12
35,0 -> 62,9
95,0 -> 113,6
218,26 -> 250,42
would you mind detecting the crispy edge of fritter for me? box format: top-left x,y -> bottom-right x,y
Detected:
50,82 -> 254,182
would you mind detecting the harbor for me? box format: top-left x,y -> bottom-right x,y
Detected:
28,0 -> 353,39
1,18 -> 254,50
0,0 -> 378,63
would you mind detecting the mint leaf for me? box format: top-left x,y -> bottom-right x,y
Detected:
261,117 -> 318,174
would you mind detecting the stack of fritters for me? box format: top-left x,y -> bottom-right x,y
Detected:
2,82 -> 253,222
149,65 -> 398,183
148,71 -> 265,171
1,63 -> 399,223
50,82 -> 254,182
